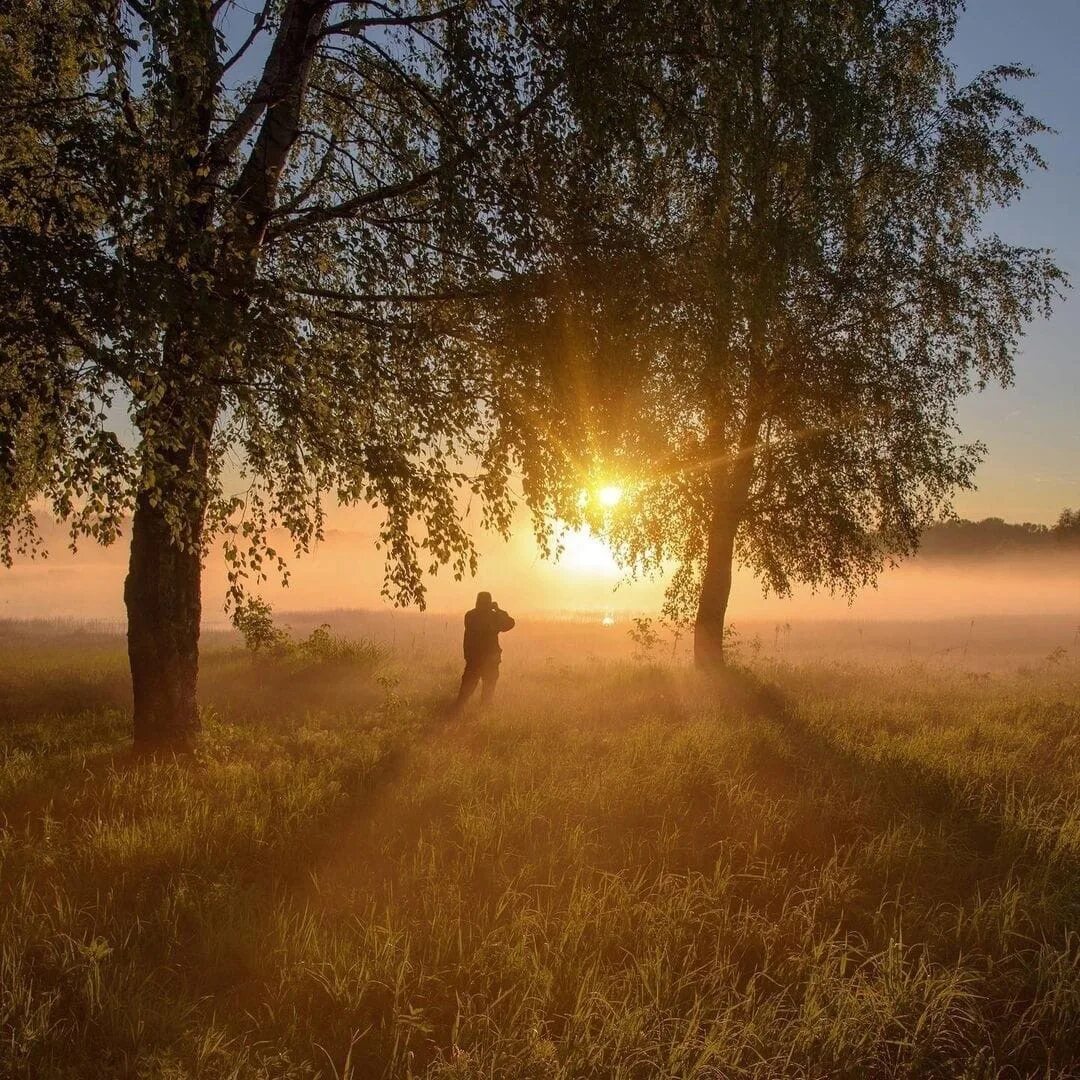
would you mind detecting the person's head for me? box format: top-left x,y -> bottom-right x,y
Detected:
475,591 -> 494,610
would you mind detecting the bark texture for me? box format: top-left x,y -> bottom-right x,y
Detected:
694,504 -> 737,668
125,490 -> 204,750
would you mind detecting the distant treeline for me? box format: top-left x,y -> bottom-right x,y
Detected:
916,510 -> 1080,560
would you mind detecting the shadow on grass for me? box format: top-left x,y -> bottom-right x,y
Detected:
713,663 -> 1080,926
0,664 -> 132,724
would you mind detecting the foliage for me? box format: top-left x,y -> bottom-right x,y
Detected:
295,622 -> 385,668
0,0 -> 560,602
232,598 -> 384,669
505,0 -> 1066,644
232,596 -> 290,655
2,637 -> 1080,1076
626,615 -> 660,661
1054,508 -> 1080,544
0,0 -> 131,566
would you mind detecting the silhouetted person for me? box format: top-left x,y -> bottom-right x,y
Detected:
454,591 -> 515,711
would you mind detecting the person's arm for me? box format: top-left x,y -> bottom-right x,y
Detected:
497,609 -> 515,631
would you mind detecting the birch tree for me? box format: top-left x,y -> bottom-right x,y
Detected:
1,0 -> 555,746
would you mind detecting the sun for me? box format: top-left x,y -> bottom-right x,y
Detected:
597,484 -> 623,508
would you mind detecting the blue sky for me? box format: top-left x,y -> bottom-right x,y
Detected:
949,0 -> 1079,523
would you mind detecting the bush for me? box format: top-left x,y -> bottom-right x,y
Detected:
232,597 -> 290,655
232,601 -> 384,671
296,623 -> 385,668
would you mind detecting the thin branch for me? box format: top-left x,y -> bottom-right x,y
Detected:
320,3 -> 466,37
275,132 -> 339,214
349,33 -> 469,151
219,0 -> 273,76
271,74 -> 562,237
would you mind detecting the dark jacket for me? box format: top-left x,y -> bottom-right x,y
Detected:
463,605 -> 515,663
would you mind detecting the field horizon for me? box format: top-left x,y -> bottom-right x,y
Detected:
4,609 -> 1076,669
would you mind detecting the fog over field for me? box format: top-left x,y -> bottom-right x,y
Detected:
4,510 -> 1078,628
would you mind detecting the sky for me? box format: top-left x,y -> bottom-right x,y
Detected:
4,0 -> 1079,623
947,0 -> 1080,523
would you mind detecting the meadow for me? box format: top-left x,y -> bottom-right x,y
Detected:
2,616 -> 1080,1078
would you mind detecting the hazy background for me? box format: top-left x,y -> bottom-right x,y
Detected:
6,509 -> 1077,625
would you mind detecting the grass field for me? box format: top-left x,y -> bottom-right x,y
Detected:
2,619 -> 1080,1078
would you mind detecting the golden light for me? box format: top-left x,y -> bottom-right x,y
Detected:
559,527 -> 621,577
601,612 -> 616,627
597,484 -> 623,508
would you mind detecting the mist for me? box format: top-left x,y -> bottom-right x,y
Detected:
5,503 -> 1076,692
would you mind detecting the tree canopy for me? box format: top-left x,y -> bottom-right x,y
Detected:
0,0 -> 571,743
503,0 -> 1066,661
2,0 -> 558,597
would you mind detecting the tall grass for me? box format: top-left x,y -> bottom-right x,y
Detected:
1,632 -> 1079,1077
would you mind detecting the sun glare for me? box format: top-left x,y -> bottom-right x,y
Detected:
559,527 -> 621,577
597,484 -> 623,508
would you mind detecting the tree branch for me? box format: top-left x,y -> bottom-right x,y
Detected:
261,281 -> 497,303
209,0 -> 325,174
219,0 -> 273,77
270,74 -> 562,237
320,3 -> 466,37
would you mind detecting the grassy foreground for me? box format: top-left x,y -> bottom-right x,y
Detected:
2,630 -> 1080,1078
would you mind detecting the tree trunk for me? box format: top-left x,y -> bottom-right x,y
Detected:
116,0 -> 325,749
694,498 -> 738,669
124,487 -> 205,750
124,359 -> 217,751
694,413 -> 761,670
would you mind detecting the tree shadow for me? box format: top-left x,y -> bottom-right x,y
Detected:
0,666 -> 132,726
712,664 -> 1080,924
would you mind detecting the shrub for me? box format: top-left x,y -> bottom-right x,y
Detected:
232,597 -> 290,655
296,623 -> 385,669
232,601 -> 384,671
